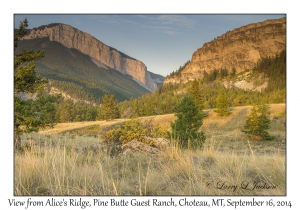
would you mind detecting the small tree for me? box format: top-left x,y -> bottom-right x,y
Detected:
100,94 -> 119,121
55,99 -> 74,122
169,95 -> 206,149
215,88 -> 231,116
242,103 -> 274,140
188,79 -> 205,113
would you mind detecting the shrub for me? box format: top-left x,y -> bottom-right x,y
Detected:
148,126 -> 168,139
103,120 -> 150,145
103,119 -> 170,147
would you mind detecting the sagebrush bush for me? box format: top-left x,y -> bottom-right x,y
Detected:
103,120 -> 168,146
146,125 -> 168,139
103,120 -> 147,144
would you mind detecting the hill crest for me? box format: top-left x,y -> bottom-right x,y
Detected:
165,17 -> 286,84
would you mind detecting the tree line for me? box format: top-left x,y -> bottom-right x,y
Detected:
55,95 -> 120,123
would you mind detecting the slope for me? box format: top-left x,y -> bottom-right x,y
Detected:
16,37 -> 150,103
148,71 -> 165,87
22,23 -> 157,91
165,17 -> 286,84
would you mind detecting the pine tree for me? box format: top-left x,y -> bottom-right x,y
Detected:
86,106 -> 97,121
242,103 -> 274,140
169,95 -> 206,149
56,99 -> 74,122
189,79 -> 205,113
100,94 -> 119,121
14,19 -> 58,148
96,106 -> 104,120
215,88 -> 231,116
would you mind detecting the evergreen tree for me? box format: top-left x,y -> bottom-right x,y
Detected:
242,103 -> 274,140
14,19 -> 58,148
96,106 -> 104,120
215,89 -> 231,116
188,79 -> 205,113
100,94 -> 119,121
56,99 -> 74,122
169,95 -> 206,149
85,106 -> 97,121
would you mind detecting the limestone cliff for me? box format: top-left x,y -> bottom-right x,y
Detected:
22,23 -> 157,91
165,17 -> 286,84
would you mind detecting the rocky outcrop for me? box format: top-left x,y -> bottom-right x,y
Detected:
165,17 -> 286,84
81,138 -> 171,156
22,23 -> 157,91
144,137 -> 170,149
122,140 -> 160,155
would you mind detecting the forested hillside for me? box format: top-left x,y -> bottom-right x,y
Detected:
118,50 -> 286,118
42,50 -> 285,123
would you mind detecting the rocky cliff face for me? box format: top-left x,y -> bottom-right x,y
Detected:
22,23 -> 157,91
165,17 -> 286,84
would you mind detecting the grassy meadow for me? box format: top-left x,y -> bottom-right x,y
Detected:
14,104 -> 286,196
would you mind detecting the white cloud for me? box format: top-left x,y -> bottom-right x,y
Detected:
89,15 -> 120,25
163,30 -> 179,36
122,19 -> 139,25
145,25 -> 172,30
156,15 -> 196,28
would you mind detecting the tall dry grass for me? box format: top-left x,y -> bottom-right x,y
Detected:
15,136 -> 285,196
15,104 -> 286,196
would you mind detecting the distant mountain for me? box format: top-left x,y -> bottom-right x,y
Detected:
165,17 -> 286,85
16,37 -> 150,103
148,72 -> 165,86
22,23 -> 157,91
16,23 -> 163,103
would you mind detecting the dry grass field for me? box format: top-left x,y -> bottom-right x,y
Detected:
14,104 -> 286,196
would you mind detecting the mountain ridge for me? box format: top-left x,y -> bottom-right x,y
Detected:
21,23 -> 158,91
16,37 -> 151,103
164,17 -> 286,84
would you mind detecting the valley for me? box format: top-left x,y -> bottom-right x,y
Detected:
13,15 -> 287,196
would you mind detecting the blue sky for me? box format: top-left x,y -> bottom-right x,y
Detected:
14,14 -> 285,76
